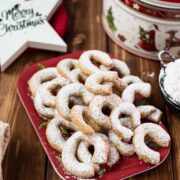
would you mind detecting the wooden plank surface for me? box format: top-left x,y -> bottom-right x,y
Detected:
0,0 -> 179,179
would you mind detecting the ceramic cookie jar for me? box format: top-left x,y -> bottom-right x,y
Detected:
102,0 -> 180,60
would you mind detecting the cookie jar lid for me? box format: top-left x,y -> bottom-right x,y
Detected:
120,0 -> 180,20
139,0 -> 180,9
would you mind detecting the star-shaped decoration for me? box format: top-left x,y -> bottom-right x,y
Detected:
0,0 -> 67,71
133,3 -> 140,10
125,0 -> 131,5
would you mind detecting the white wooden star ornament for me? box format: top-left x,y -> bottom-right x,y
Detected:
0,0 -> 67,71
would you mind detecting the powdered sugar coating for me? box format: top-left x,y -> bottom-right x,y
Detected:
38,77 -> 70,107
79,50 -> 112,75
57,58 -> 79,80
107,142 -> 120,167
100,59 -> 130,77
89,94 -> 122,129
61,132 -> 97,179
70,68 -> 88,84
122,83 -> 151,103
56,83 -> 94,119
57,58 -> 88,84
121,75 -> 142,85
77,134 -> 120,167
70,105 -> 95,135
28,67 -> 60,97
88,133 -> 110,164
163,59 -> 180,102
77,133 -> 110,164
112,59 -> 130,77
46,118 -> 79,152
85,71 -> 118,95
34,91 -> 55,119
133,123 -> 170,165
99,133 -> 120,166
54,109 -> 62,118
108,130 -> 135,156
137,105 -> 162,122
111,103 -> 141,142
112,78 -> 127,92
77,141 -> 93,163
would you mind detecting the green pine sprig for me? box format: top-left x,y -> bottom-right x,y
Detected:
39,122 -> 49,129
56,155 -> 62,162
37,63 -> 45,70
60,127 -> 68,135
98,167 -> 106,177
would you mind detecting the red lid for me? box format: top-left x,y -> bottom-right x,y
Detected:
120,0 -> 180,20
160,0 -> 180,2
139,0 -> 180,9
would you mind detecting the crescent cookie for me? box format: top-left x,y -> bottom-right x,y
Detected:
61,131 -> 99,179
121,75 -> 142,85
101,59 -> 130,77
117,104 -> 162,130
56,83 -> 94,119
77,141 -> 94,164
77,134 -> 120,167
85,71 -> 118,95
108,130 -> 135,156
28,67 -> 60,97
70,68 -> 88,84
111,103 -> 141,142
34,91 -> 55,119
78,50 -> 112,75
137,105 -> 162,122
37,77 -> 70,107
70,105 -> 95,135
78,133 -> 110,164
56,58 -> 79,80
46,118 -> 79,152
107,142 -> 120,167
100,134 -> 120,166
133,123 -> 170,165
89,94 -> 122,129
122,82 -> 151,103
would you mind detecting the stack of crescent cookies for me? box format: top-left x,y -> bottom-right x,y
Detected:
28,50 -> 170,179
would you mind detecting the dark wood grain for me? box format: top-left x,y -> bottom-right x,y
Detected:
0,51 -> 61,180
166,107 -> 180,180
0,0 -> 179,180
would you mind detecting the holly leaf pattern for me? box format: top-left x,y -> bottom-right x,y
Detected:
139,26 -> 156,44
106,7 -> 117,32
139,26 -> 149,43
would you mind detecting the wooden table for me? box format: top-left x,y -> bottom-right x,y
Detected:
0,0 -> 179,179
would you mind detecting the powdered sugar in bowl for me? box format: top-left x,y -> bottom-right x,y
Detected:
159,51 -> 180,110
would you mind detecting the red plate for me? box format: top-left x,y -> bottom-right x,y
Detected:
17,51 -> 171,180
